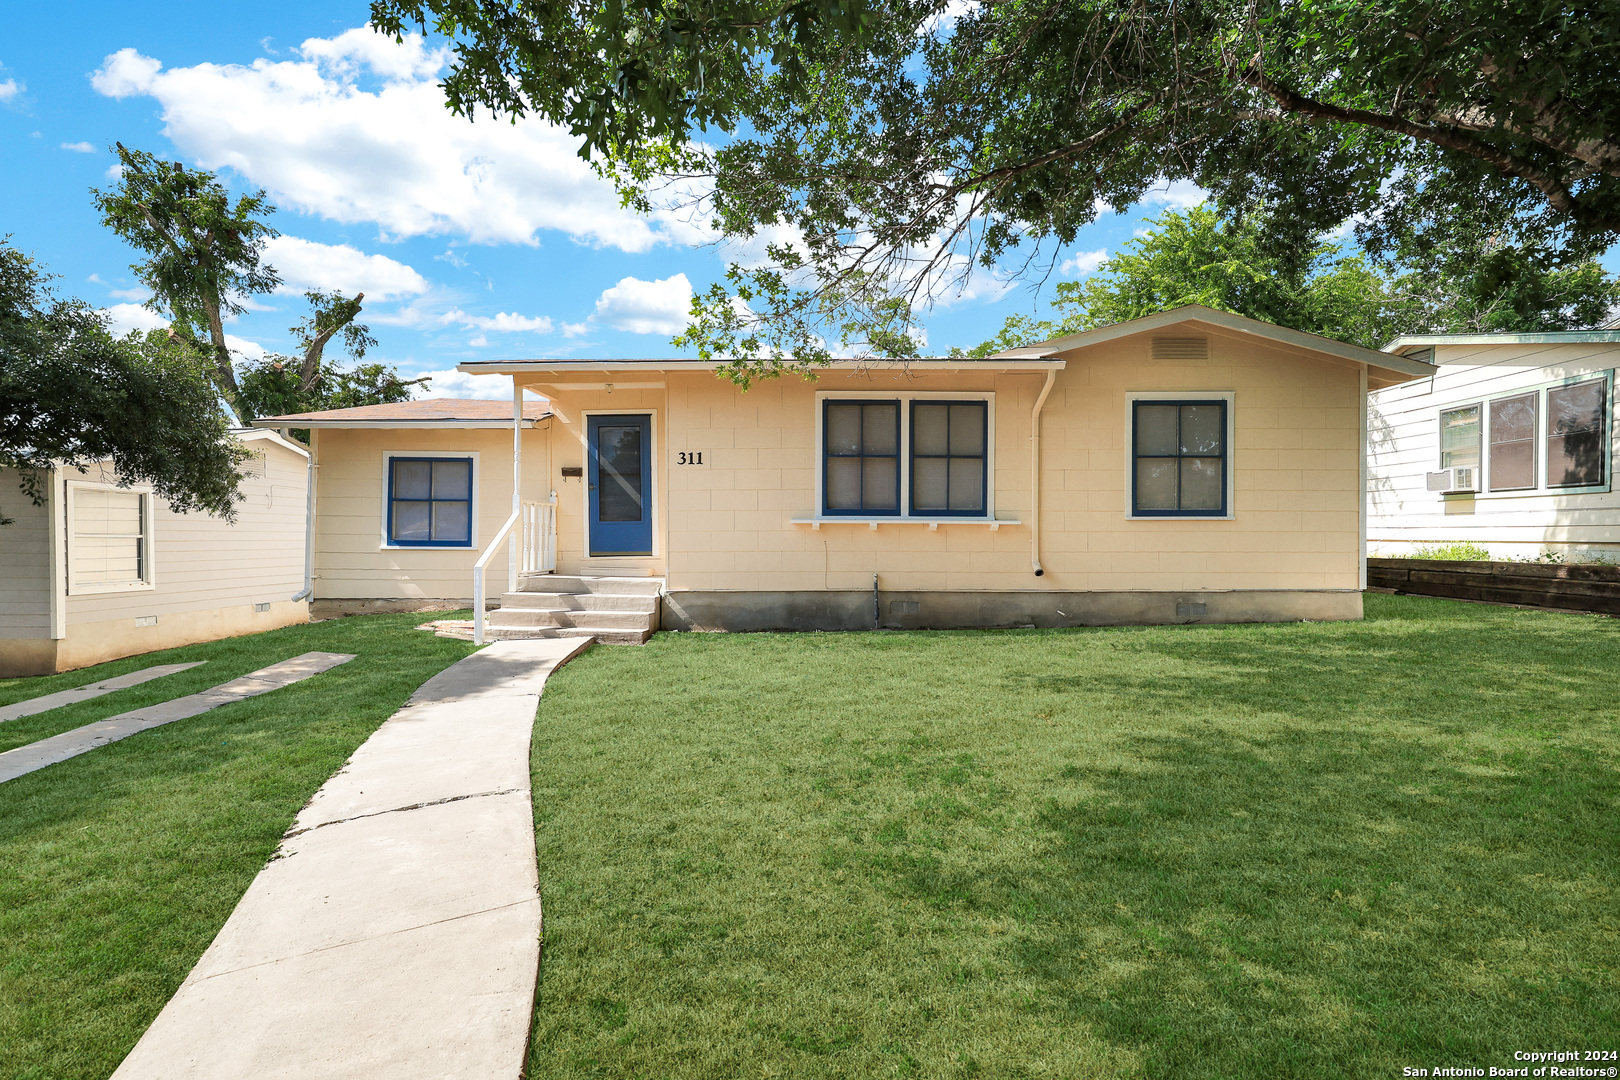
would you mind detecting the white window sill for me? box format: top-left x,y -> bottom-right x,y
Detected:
379,544 -> 477,551
792,516 -> 1020,531
68,581 -> 156,596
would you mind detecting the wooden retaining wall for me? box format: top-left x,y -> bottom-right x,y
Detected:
1367,558 -> 1620,615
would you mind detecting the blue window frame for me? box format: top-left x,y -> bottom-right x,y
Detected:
823,400 -> 900,514
387,456 -> 473,546
1131,400 -> 1228,516
910,400 -> 987,516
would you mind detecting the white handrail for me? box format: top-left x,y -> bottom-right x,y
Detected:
473,508 -> 521,646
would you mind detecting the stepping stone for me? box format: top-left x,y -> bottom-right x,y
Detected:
0,652 -> 356,785
0,662 -> 207,724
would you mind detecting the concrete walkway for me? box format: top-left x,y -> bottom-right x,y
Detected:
112,637 -> 591,1080
0,661 -> 206,724
0,654 -> 354,785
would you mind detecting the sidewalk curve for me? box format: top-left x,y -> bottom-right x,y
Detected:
111,637 -> 592,1080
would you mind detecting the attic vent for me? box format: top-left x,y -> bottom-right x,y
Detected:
1151,336 -> 1209,360
238,452 -> 266,478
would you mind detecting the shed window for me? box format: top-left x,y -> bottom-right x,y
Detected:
910,401 -> 987,515
1132,401 -> 1227,516
1546,379 -> 1607,488
71,487 -> 150,590
388,457 -> 473,546
1488,393 -> 1537,491
1439,404 -> 1482,471
823,401 -> 900,514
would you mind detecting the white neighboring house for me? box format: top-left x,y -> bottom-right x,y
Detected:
0,429 -> 312,677
1368,330 -> 1620,560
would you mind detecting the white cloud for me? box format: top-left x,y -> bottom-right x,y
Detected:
0,78 -> 21,103
102,303 -> 167,335
1059,248 -> 1109,276
593,273 -> 692,335
414,368 -> 520,400
260,235 -> 429,300
1140,179 -> 1208,210
109,286 -> 149,301
61,141 -> 96,153
90,29 -> 680,251
442,309 -> 553,333
226,334 -> 266,363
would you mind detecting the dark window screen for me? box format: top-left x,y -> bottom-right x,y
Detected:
1546,379 -> 1606,488
1132,401 -> 1227,515
1489,393 -> 1537,490
824,402 -> 900,513
911,402 -> 987,515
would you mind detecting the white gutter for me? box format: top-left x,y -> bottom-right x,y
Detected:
1029,367 -> 1057,577
292,455 -> 316,603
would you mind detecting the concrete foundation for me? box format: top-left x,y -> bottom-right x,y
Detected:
2,601 -> 309,677
310,598 -> 495,620
661,589 -> 1363,632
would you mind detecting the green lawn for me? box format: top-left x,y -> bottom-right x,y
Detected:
0,614 -> 475,1080
527,595 -> 1619,1078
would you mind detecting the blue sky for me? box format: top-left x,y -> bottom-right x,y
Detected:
1,1 -> 1194,398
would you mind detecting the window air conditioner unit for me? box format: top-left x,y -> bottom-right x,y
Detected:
1426,467 -> 1478,493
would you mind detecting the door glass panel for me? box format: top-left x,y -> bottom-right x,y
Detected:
1135,405 -> 1179,455
1180,457 -> 1223,510
1136,460 -> 1178,509
597,425 -> 644,521
393,460 -> 431,500
912,457 -> 948,510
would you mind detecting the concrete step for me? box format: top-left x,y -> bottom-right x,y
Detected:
482,625 -> 653,645
515,575 -> 664,597
490,608 -> 654,631
499,591 -> 659,613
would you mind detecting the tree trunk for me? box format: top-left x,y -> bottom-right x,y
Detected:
204,301 -> 243,425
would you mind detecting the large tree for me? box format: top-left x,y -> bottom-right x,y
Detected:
0,240 -> 246,526
966,206 -> 1620,355
375,0 -> 1620,376
93,143 -> 280,421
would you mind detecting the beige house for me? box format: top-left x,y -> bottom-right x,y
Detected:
264,308 -> 1432,640
0,430 -> 311,676
1368,330 -> 1620,560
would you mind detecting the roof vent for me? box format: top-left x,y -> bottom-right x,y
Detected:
1151,336 -> 1209,360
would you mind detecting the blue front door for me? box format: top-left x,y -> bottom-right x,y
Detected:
587,414 -> 653,556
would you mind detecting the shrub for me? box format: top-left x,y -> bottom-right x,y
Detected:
1408,541 -> 1493,561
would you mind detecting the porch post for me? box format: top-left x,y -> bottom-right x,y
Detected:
510,379 -> 522,593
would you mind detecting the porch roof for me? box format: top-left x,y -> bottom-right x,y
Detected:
455,357 -> 1067,377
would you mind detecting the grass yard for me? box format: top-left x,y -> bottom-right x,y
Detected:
0,614 -> 475,1080
527,594 -> 1619,1079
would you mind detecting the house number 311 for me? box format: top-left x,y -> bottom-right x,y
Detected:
677,451 -> 704,465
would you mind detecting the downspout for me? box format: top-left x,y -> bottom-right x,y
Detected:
1029,367 -> 1057,576
510,382 -> 522,593
1359,363 -> 1369,591
291,453 -> 316,603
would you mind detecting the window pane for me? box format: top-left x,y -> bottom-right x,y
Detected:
912,457 -> 948,511
1548,432 -> 1604,487
912,404 -> 949,455
949,404 -> 985,455
948,458 -> 984,511
1491,394 -> 1537,442
827,404 -> 862,454
862,404 -> 898,455
431,459 -> 470,499
1491,441 -> 1535,490
1135,405 -> 1179,455
1548,380 -> 1604,434
827,457 -> 862,509
1180,404 -> 1223,455
393,500 -> 431,541
1181,457 -> 1223,510
393,460 -> 431,500
863,456 -> 898,511
1135,459 -> 1178,510
431,500 -> 470,541
1440,405 -> 1481,469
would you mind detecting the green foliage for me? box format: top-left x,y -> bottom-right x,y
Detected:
376,0 -> 1620,376
0,240 -> 246,525
962,207 -> 1620,355
92,145 -> 280,419
1407,541 -> 1494,561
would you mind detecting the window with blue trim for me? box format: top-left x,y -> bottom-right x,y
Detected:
824,401 -> 900,514
910,401 -> 987,515
1132,400 -> 1227,516
388,457 -> 473,546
